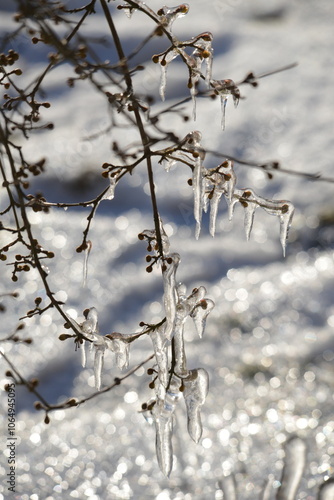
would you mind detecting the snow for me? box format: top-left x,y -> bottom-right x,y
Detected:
1,0 -> 334,499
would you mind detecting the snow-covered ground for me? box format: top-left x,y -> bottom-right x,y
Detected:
1,0 -> 334,499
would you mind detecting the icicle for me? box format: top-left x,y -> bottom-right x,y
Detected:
153,401 -> 174,477
159,63 -> 168,101
242,199 -> 257,241
181,131 -> 205,239
190,298 -> 214,338
81,339 -> 86,367
153,48 -> 179,101
260,475 -> 274,500
94,344 -> 105,391
102,172 -> 116,201
182,368 -> 209,443
206,160 -> 236,236
219,475 -> 237,500
83,240 -> 92,287
173,291 -> 189,377
150,324 -> 169,388
152,376 -> 182,476
318,478 -> 334,500
220,95 -> 228,131
211,79 -> 240,130
228,188 -> 243,221
209,188 -> 223,237
276,436 -> 307,500
279,202 -> 294,257
162,252 -> 180,340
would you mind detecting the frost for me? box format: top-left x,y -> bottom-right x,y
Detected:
276,436 -> 307,500
211,79 -> 240,130
182,368 -> 209,442
162,252 -> 180,340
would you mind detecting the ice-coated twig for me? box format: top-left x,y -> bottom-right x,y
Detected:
182,368 -> 209,443
276,436 -> 307,500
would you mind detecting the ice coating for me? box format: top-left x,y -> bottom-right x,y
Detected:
150,324 -> 169,388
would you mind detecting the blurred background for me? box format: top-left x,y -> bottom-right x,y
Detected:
1,1 -> 334,498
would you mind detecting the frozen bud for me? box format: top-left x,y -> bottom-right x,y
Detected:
59,333 -> 73,341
